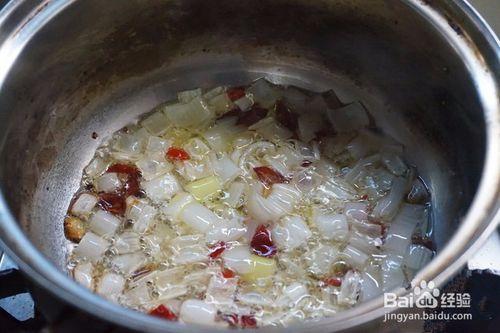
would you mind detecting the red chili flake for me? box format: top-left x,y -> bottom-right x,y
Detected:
324,277 -> 342,287
166,147 -> 190,161
222,267 -> 236,279
219,313 -> 239,327
124,173 -> 141,197
107,163 -> 140,175
241,315 -> 257,328
236,105 -> 268,126
301,160 -> 313,167
209,241 -> 227,259
149,304 -> 178,321
227,87 -> 246,101
369,218 -> 387,237
360,194 -> 369,200
275,100 -> 298,131
250,225 -> 277,257
253,166 -> 287,189
98,192 -> 126,216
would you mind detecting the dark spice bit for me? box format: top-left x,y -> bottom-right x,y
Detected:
64,216 -> 86,243
91,132 -> 98,139
412,234 -> 436,251
275,100 -> 298,132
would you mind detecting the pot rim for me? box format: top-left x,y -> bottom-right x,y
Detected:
0,0 -> 498,332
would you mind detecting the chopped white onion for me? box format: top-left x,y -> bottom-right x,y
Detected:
326,102 -> 369,133
136,152 -> 172,181
95,172 -> 121,193
276,282 -> 308,307
163,97 -> 214,128
124,283 -> 151,305
180,202 -> 221,233
237,292 -> 273,307
85,157 -> 109,178
71,193 -> 98,218
305,245 -> 338,276
203,86 -> 226,100
205,273 -> 238,305
202,117 -> 244,152
313,213 -> 349,241
146,136 -> 171,152
111,252 -> 146,275
210,153 -> 241,183
338,270 -> 362,305
381,152 -> 408,176
126,199 -> 157,233
178,88 -> 202,103
173,245 -> 209,265
342,245 -> 369,268
114,231 -> 141,254
372,176 -> 407,219
97,272 -> 125,299
74,232 -> 110,261
282,87 -> 309,113
359,271 -> 382,302
234,95 -> 254,111
208,93 -> 233,116
272,216 -> 312,250
157,285 -> 189,301
183,138 -> 211,160
313,177 -> 358,202
381,254 -> 405,292
249,117 -> 293,141
247,184 -> 301,223
222,246 -> 253,274
246,78 -> 281,109
297,113 -> 324,142
141,172 -> 180,202
112,133 -> 145,157
224,181 -> 246,208
206,218 -> 247,243
344,202 -> 369,222
180,300 -> 217,326
73,262 -> 94,290
141,111 -> 170,136
161,192 -> 195,222
89,210 -> 121,236
176,158 -> 213,181
405,244 -> 433,271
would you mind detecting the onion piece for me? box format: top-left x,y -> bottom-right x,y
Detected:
71,193 -> 98,218
326,102 -> 369,133
276,283 -> 308,307
178,88 -> 202,103
249,117 -> 293,141
111,252 -> 146,276
222,246 -> 254,274
238,292 -> 273,307
161,192 -> 195,222
180,300 -> 218,326
297,112 -> 324,142
74,232 -> 110,261
126,198 -> 157,234
246,78 -> 281,109
405,244 -> 433,270
359,271 -> 382,302
234,96 -> 254,111
73,262 -> 94,290
95,172 -> 122,193
141,111 -> 170,136
206,218 -> 247,243
313,213 -> 349,241
224,181 -> 247,208
372,176 -> 408,220
185,175 -> 222,201
89,210 -> 121,236
173,245 -> 209,265
381,152 -> 408,176
305,245 -> 339,276
338,270 -> 362,305
183,138 -> 211,160
141,172 -> 181,202
344,202 -> 369,222
342,245 -> 369,268
210,153 -> 241,184
146,136 -> 171,152
313,177 -> 358,202
114,231 -> 141,254
208,93 -> 233,116
112,132 -> 145,157
163,97 -> 214,128
202,117 -> 244,152
124,283 -> 151,305
205,273 -> 238,305
180,202 -> 221,232
136,152 -> 172,181
85,157 -> 109,178
381,254 -> 405,292
272,216 -> 311,250
247,184 -> 301,223
96,272 -> 125,300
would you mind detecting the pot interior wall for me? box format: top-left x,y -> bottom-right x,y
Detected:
0,0 -> 485,272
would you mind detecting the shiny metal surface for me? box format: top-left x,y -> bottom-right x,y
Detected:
0,0 -> 498,332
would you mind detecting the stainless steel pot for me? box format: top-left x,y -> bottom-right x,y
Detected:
0,0 -> 498,332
